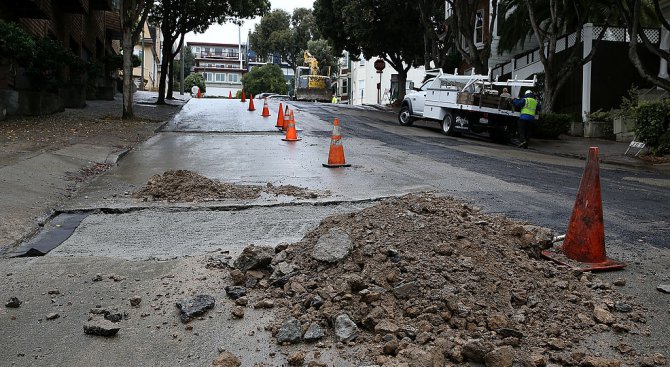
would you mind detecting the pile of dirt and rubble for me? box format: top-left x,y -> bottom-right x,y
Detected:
223,193 -> 656,367
133,170 -> 326,202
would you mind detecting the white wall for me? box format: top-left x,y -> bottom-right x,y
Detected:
349,58 -> 427,105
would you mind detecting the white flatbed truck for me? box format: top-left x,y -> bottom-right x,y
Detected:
398,69 -> 536,142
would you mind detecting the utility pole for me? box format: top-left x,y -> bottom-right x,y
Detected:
140,24 -> 145,91
179,36 -> 184,95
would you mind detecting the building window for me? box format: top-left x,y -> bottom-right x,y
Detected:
474,9 -> 484,45
202,72 -> 213,82
228,73 -> 239,83
215,73 -> 226,82
445,1 -> 453,18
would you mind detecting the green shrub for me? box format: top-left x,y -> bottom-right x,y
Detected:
235,90 -> 243,99
184,73 -> 206,94
536,113 -> 571,139
635,101 -> 670,155
588,109 -> 614,122
0,20 -> 35,66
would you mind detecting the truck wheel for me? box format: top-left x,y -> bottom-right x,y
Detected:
398,105 -> 414,126
441,111 -> 456,136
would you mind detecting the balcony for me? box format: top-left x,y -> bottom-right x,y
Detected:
197,51 -> 240,60
105,11 -> 121,39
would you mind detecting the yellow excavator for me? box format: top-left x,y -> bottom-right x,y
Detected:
294,51 -> 332,102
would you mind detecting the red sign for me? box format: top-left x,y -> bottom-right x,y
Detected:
374,58 -> 385,72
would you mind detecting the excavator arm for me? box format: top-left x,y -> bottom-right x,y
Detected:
303,51 -> 319,76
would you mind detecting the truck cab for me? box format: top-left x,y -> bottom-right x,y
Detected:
398,78 -> 433,126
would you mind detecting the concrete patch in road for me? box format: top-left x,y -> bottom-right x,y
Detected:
49,203 -> 370,260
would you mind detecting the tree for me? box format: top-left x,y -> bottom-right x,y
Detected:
152,0 -> 269,104
314,0 -> 425,101
498,0 -> 618,112
249,8 -> 319,73
618,0 -> 670,91
307,39 -> 338,76
173,45 -> 194,90
241,64 -> 288,95
444,0 -> 498,75
119,0 -> 152,119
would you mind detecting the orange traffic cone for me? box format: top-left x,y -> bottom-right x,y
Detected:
282,110 -> 301,141
275,102 -> 285,128
229,91 -> 233,99
323,118 -> 351,168
248,94 -> 255,111
281,105 -> 290,131
261,97 -> 271,117
542,147 -> 625,272
241,90 -> 246,102
197,89 -> 201,98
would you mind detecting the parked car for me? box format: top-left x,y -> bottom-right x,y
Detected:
255,92 -> 277,99
267,94 -> 291,101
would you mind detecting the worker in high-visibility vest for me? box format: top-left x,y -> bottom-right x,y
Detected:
513,90 -> 540,149
331,95 -> 338,104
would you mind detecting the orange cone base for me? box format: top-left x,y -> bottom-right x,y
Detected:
322,163 -> 351,168
281,137 -> 302,142
541,246 -> 625,272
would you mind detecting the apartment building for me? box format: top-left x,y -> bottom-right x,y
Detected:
188,41 -> 246,95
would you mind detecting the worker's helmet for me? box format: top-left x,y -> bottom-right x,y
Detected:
524,90 -> 534,96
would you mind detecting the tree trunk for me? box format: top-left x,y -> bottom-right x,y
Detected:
167,58 -> 174,100
542,77 -> 557,113
122,28 -> 134,119
157,36 -> 174,105
397,70 -> 408,102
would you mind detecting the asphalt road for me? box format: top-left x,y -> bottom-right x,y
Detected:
296,102 -> 670,251
2,98 -> 668,366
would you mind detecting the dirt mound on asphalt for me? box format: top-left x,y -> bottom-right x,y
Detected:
133,170 -> 325,202
236,193 -> 646,366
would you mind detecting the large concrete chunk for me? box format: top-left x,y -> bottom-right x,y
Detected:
312,228 -> 353,263
333,313 -> 358,342
175,294 -> 215,323
233,245 -> 275,271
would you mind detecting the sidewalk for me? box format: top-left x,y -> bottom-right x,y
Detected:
0,92 -> 188,250
531,135 -> 670,176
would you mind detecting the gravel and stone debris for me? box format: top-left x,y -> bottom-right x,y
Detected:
175,295 -> 215,323
133,170 -> 326,202
5,297 -> 21,308
228,193 -> 648,366
129,296 -> 142,307
210,351 -> 241,367
657,284 -> 670,294
224,286 -> 246,300
276,318 -> 302,344
83,316 -> 121,337
46,313 -> 60,320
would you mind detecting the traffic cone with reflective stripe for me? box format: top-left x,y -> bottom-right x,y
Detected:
282,110 -> 301,141
229,91 -> 233,99
248,94 -> 255,111
323,118 -> 351,168
542,147 -> 625,272
197,89 -> 201,98
241,90 -> 246,102
275,103 -> 285,128
261,97 -> 271,117
281,105 -> 290,131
